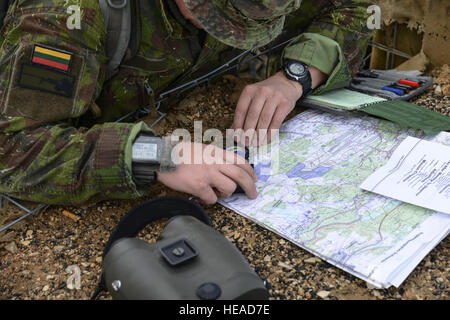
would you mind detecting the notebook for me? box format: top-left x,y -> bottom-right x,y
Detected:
299,88 -> 450,135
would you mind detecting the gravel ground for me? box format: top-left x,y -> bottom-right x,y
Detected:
0,66 -> 449,300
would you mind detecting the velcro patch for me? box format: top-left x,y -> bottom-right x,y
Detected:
31,45 -> 73,72
18,64 -> 75,97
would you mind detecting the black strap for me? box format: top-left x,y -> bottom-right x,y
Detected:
92,196 -> 212,300
103,196 -> 212,258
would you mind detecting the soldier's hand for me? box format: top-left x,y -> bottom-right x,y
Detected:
232,71 -> 302,146
156,142 -> 258,205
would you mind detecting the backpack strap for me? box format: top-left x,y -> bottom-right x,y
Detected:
99,0 -> 132,81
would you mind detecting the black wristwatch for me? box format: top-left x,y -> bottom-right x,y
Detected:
283,60 -> 313,99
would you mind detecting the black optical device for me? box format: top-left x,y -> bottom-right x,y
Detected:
94,197 -> 269,300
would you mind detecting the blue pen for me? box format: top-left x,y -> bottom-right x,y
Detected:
382,86 -> 404,96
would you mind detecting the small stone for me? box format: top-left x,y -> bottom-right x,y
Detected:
263,255 -> 271,262
304,257 -> 321,264
4,241 -> 17,254
20,240 -> 31,246
54,246 -> 64,252
279,239 -> 285,245
42,285 -> 49,292
95,257 -> 102,263
278,262 -> 292,270
317,291 -> 330,299
26,230 -> 33,237
434,85 -> 442,96
436,277 -> 443,283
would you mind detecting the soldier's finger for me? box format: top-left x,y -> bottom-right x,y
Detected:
210,171 -> 237,198
218,164 -> 257,199
232,86 -> 254,130
243,96 -> 266,146
194,184 -> 219,205
267,102 -> 289,143
222,149 -> 257,182
256,97 -> 278,146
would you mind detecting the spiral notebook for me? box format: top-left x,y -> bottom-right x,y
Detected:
300,88 -> 450,135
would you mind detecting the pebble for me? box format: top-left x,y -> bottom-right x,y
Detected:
20,240 -> 31,246
304,257 -> 321,264
317,291 -> 330,299
434,85 -> 442,96
4,241 -> 18,254
26,230 -> 33,238
42,285 -> 49,292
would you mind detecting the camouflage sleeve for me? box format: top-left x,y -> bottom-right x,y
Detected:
282,0 -> 376,95
0,0 -> 155,205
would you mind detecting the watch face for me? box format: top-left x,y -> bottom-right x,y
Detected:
288,62 -> 305,76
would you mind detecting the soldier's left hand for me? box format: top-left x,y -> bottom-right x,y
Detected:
231,71 -> 302,146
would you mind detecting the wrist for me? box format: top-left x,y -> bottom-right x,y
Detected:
276,71 -> 303,101
131,135 -> 178,185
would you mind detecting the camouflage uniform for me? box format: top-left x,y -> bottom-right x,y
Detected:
0,0 -> 374,205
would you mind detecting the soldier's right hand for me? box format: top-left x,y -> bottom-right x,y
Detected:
156,142 -> 258,205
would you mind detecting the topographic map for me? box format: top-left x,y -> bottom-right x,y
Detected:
220,109 -> 450,288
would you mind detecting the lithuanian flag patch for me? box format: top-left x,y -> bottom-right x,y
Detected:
31,45 -> 73,72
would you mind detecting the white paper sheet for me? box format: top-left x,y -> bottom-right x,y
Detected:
360,137 -> 450,214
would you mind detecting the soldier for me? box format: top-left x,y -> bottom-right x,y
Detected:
0,0 -> 374,206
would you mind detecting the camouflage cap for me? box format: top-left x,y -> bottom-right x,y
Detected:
183,0 -> 301,49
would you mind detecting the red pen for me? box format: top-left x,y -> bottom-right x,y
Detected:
398,79 -> 419,88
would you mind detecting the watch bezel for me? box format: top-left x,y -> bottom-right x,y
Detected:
283,60 -> 313,99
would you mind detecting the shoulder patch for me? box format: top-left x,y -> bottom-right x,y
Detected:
31,45 -> 73,72
18,64 -> 75,97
